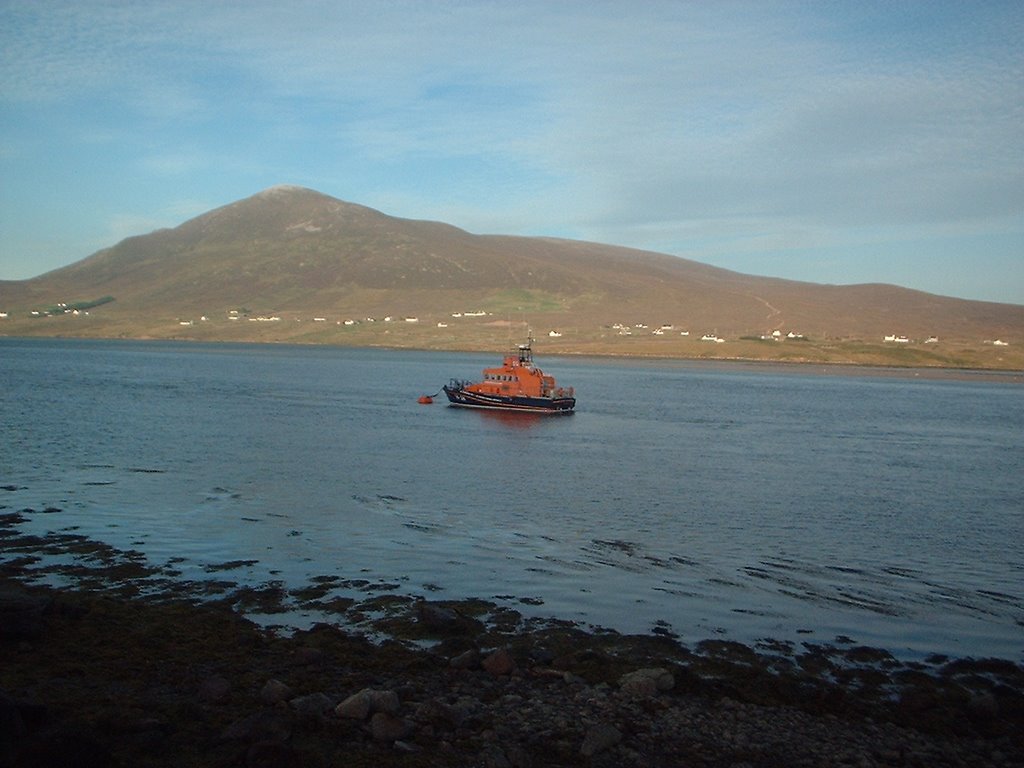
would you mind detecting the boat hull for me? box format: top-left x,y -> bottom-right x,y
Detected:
443,385 -> 575,414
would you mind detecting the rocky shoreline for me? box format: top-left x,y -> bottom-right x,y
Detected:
2,514 -> 1023,767
3,592 -> 1024,767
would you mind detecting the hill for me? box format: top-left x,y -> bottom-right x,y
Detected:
2,185 -> 1022,369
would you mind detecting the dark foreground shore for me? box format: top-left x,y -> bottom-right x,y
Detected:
2,522 -> 1023,767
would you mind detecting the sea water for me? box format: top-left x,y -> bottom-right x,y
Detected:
1,338 -> 1021,661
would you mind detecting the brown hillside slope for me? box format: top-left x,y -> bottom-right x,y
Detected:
1,186 -> 1021,366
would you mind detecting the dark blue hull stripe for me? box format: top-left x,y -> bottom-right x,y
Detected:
443,386 -> 575,413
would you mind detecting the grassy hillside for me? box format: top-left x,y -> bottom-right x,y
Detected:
1,186 -> 1022,370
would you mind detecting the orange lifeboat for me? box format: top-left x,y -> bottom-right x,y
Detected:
442,336 -> 575,414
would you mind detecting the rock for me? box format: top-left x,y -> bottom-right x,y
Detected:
370,711 -> 414,742
259,678 -> 292,705
482,648 -> 516,676
94,707 -> 168,736
450,649 -> 481,670
220,710 -> 292,743
335,691 -> 371,720
291,646 -> 323,666
898,687 -> 939,716
198,675 -> 231,703
580,723 -> 622,757
335,688 -> 400,720
417,601 -> 459,626
0,586 -> 51,640
968,691 -> 999,721
245,739 -> 293,768
503,742 -> 534,767
414,698 -> 462,729
289,692 -> 334,719
478,744 -> 512,767
14,722 -> 116,768
619,667 -> 674,697
366,689 -> 401,715
0,691 -> 27,745
416,601 -> 484,635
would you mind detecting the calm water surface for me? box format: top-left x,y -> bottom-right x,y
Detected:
1,338 -> 1021,661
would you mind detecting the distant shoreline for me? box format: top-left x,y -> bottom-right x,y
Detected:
3,332 -> 1023,380
554,352 -> 1024,383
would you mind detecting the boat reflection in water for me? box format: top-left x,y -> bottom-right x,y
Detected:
479,410 -> 545,429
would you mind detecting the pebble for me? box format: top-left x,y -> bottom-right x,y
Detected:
370,711 -> 414,742
0,587 -> 51,641
580,723 -> 622,756
197,675 -> 231,704
288,692 -> 334,719
450,648 -> 481,670
618,667 -> 674,697
245,739 -> 292,768
290,646 -> 323,666
416,601 -> 483,635
482,648 -> 517,676
219,710 -> 291,743
259,678 -> 292,705
335,687 -> 400,720
415,697 -> 462,729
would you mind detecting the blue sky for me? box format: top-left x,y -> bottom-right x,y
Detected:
1,1 -> 1022,304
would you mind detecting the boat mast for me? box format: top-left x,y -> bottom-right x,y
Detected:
517,330 -> 534,366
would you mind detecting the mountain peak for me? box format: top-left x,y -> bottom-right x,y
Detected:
254,184 -> 320,197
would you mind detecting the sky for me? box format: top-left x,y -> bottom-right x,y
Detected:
1,1 -> 1022,304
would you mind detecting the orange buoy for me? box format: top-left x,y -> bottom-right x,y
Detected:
417,395 -> 433,404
